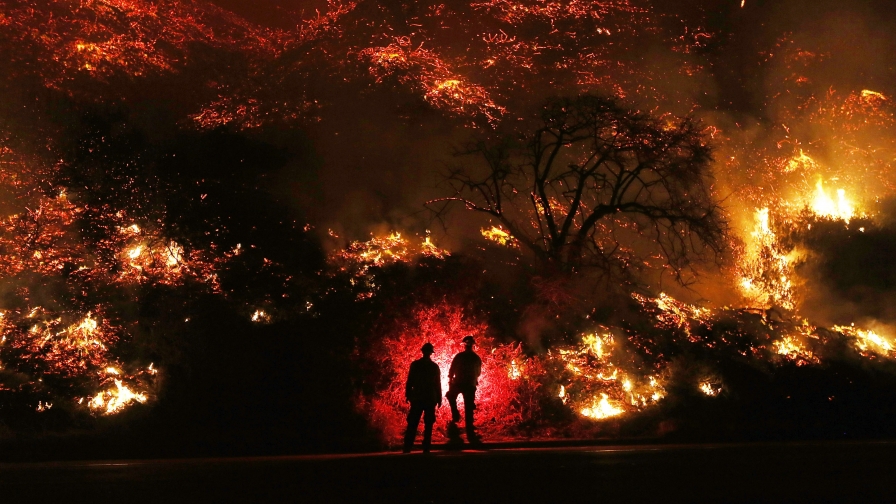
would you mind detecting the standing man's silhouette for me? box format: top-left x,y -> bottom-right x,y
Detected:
446,335 -> 482,443
403,342 -> 442,453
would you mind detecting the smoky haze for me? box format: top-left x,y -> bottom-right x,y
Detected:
3,0 -> 896,307
195,0 -> 896,322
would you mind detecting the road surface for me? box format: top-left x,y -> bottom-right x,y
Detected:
2,441 -> 895,502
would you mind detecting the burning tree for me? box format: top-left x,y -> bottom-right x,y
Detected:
433,94 -> 727,284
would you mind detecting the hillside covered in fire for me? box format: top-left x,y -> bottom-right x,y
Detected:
1,0 -> 896,455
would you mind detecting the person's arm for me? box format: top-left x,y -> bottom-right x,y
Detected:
436,366 -> 443,406
405,363 -> 415,402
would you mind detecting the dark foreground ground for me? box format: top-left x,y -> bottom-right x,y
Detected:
2,440 -> 895,503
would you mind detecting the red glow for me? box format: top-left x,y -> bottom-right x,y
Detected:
358,300 -> 525,444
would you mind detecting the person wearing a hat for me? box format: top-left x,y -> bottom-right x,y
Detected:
446,335 -> 482,443
403,342 -> 442,453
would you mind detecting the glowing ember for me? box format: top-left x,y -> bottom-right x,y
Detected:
633,293 -> 713,341
360,40 -> 506,124
120,238 -> 190,284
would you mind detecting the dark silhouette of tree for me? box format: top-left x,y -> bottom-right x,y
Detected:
430,95 -> 727,284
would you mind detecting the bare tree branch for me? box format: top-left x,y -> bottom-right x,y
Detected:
429,94 -> 729,284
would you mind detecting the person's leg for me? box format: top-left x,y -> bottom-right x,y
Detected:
446,387 -> 461,422
462,388 -> 477,440
404,403 -> 423,452
422,405 -> 436,453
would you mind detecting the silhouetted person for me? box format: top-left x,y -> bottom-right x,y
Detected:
403,342 -> 442,453
446,335 -> 482,442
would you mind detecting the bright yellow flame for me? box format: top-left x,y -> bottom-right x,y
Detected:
553,328 -> 667,416
509,359 -> 521,380
251,309 -> 270,323
164,241 -> 183,267
649,376 -> 665,401
581,333 -> 607,358
699,382 -> 719,396
772,333 -> 818,365
420,234 -> 449,258
480,226 -> 518,248
76,313 -> 98,334
580,393 -> 624,419
836,325 -> 894,356
437,79 -> 461,90
127,245 -> 144,259
738,208 -> 795,309
861,89 -> 887,101
89,379 -> 147,415
811,180 -> 854,222
755,207 -> 771,235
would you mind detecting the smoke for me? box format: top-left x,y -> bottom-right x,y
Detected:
4,0 -> 896,321
257,0 -> 896,347
792,200 -> 896,326
274,93 -> 471,250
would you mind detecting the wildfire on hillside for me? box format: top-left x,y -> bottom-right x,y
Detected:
0,140 -> 239,417
5,0 -> 896,446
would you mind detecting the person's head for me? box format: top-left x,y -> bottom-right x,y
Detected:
421,342 -> 435,356
462,335 -> 475,349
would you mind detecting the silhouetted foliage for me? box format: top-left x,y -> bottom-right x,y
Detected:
432,94 -> 727,284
